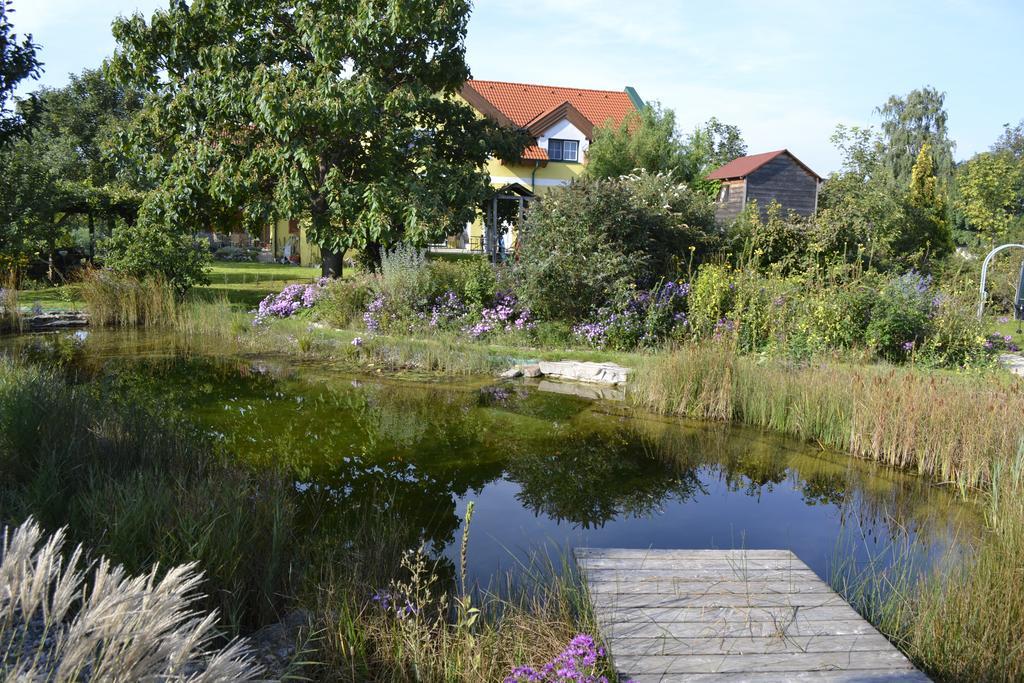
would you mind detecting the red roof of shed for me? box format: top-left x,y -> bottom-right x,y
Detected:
461,79 -> 638,136
707,149 -> 822,181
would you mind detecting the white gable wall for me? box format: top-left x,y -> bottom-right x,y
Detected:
537,118 -> 590,159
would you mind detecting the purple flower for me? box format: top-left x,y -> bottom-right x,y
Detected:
505,634 -> 613,683
351,337 -> 363,347
998,316 -> 1011,324
901,340 -> 915,352
363,294 -> 386,332
252,281 -> 325,325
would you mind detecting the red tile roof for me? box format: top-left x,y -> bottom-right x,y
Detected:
461,79 -> 638,135
707,149 -> 822,181
520,145 -> 549,161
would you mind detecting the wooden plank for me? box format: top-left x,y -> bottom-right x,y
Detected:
592,592 -> 848,609
593,604 -> 865,624
602,633 -> 897,657
627,671 -> 931,682
579,558 -> 808,571
575,548 -> 928,681
576,548 -> 796,560
601,618 -> 881,639
612,650 -> 915,674
583,568 -> 821,581
585,580 -> 838,595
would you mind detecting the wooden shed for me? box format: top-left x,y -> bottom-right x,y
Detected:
707,149 -> 822,224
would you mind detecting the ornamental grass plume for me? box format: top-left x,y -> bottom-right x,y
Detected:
0,518 -> 261,682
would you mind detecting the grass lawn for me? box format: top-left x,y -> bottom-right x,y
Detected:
16,285 -> 83,312
987,314 -> 1024,346
199,262 -> 322,309
16,261 -> 323,312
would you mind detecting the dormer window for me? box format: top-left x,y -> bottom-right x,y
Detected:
548,139 -> 579,162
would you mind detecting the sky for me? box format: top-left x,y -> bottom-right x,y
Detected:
10,0 -> 1024,174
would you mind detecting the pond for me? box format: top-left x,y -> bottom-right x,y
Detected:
6,329 -> 978,589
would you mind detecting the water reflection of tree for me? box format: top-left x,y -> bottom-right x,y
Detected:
504,430 -> 706,528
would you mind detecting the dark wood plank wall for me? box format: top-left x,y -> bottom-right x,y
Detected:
745,155 -> 818,217
713,179 -> 746,224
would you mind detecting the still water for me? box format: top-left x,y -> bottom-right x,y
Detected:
8,330 -> 977,587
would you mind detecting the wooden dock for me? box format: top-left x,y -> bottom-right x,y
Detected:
575,548 -> 929,682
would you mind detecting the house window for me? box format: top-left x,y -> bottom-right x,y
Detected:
548,138 -> 579,162
718,185 -> 730,203
288,219 -> 299,234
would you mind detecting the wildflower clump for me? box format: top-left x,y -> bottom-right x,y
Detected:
253,279 -> 327,325
505,634 -> 619,683
574,281 -> 690,350
467,291 -> 533,339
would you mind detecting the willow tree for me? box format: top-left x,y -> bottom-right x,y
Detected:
109,0 -> 524,276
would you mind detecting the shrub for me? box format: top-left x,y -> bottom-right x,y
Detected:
865,272 -> 934,361
688,263 -> 735,337
427,258 -> 499,309
515,172 -> 715,321
378,244 -> 432,316
213,245 -> 258,262
573,281 -> 690,350
917,294 -> 989,367
101,221 -> 210,294
729,200 -> 812,273
0,518 -> 261,682
466,291 -> 533,339
316,275 -> 375,328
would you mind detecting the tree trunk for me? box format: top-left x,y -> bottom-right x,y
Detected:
363,241 -> 383,273
88,212 -> 95,263
321,250 -> 343,279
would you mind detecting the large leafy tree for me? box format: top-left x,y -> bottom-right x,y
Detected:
0,69 -> 143,279
586,107 -> 746,197
901,142 -> 953,259
682,117 -> 747,196
109,0 -> 524,277
956,151 -> 1024,243
0,0 -> 39,146
876,86 -> 955,186
585,104 -> 687,180
993,119 -> 1024,159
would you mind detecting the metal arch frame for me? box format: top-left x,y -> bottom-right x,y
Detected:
977,243 -> 1024,318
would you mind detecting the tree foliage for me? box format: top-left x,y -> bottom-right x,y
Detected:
955,151 -> 1024,243
585,104 -> 686,180
586,106 -> 745,197
0,0 -> 40,146
876,86 -> 955,186
108,0 -> 525,276
903,142 -> 953,259
0,69 -> 142,275
993,119 -> 1024,159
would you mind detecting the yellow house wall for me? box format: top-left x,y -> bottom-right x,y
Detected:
271,219 -> 321,267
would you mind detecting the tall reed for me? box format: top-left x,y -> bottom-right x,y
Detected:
0,271 -> 21,332
79,269 -> 179,327
630,344 -> 1024,493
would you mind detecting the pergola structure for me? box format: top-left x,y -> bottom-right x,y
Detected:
482,183 -> 534,260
